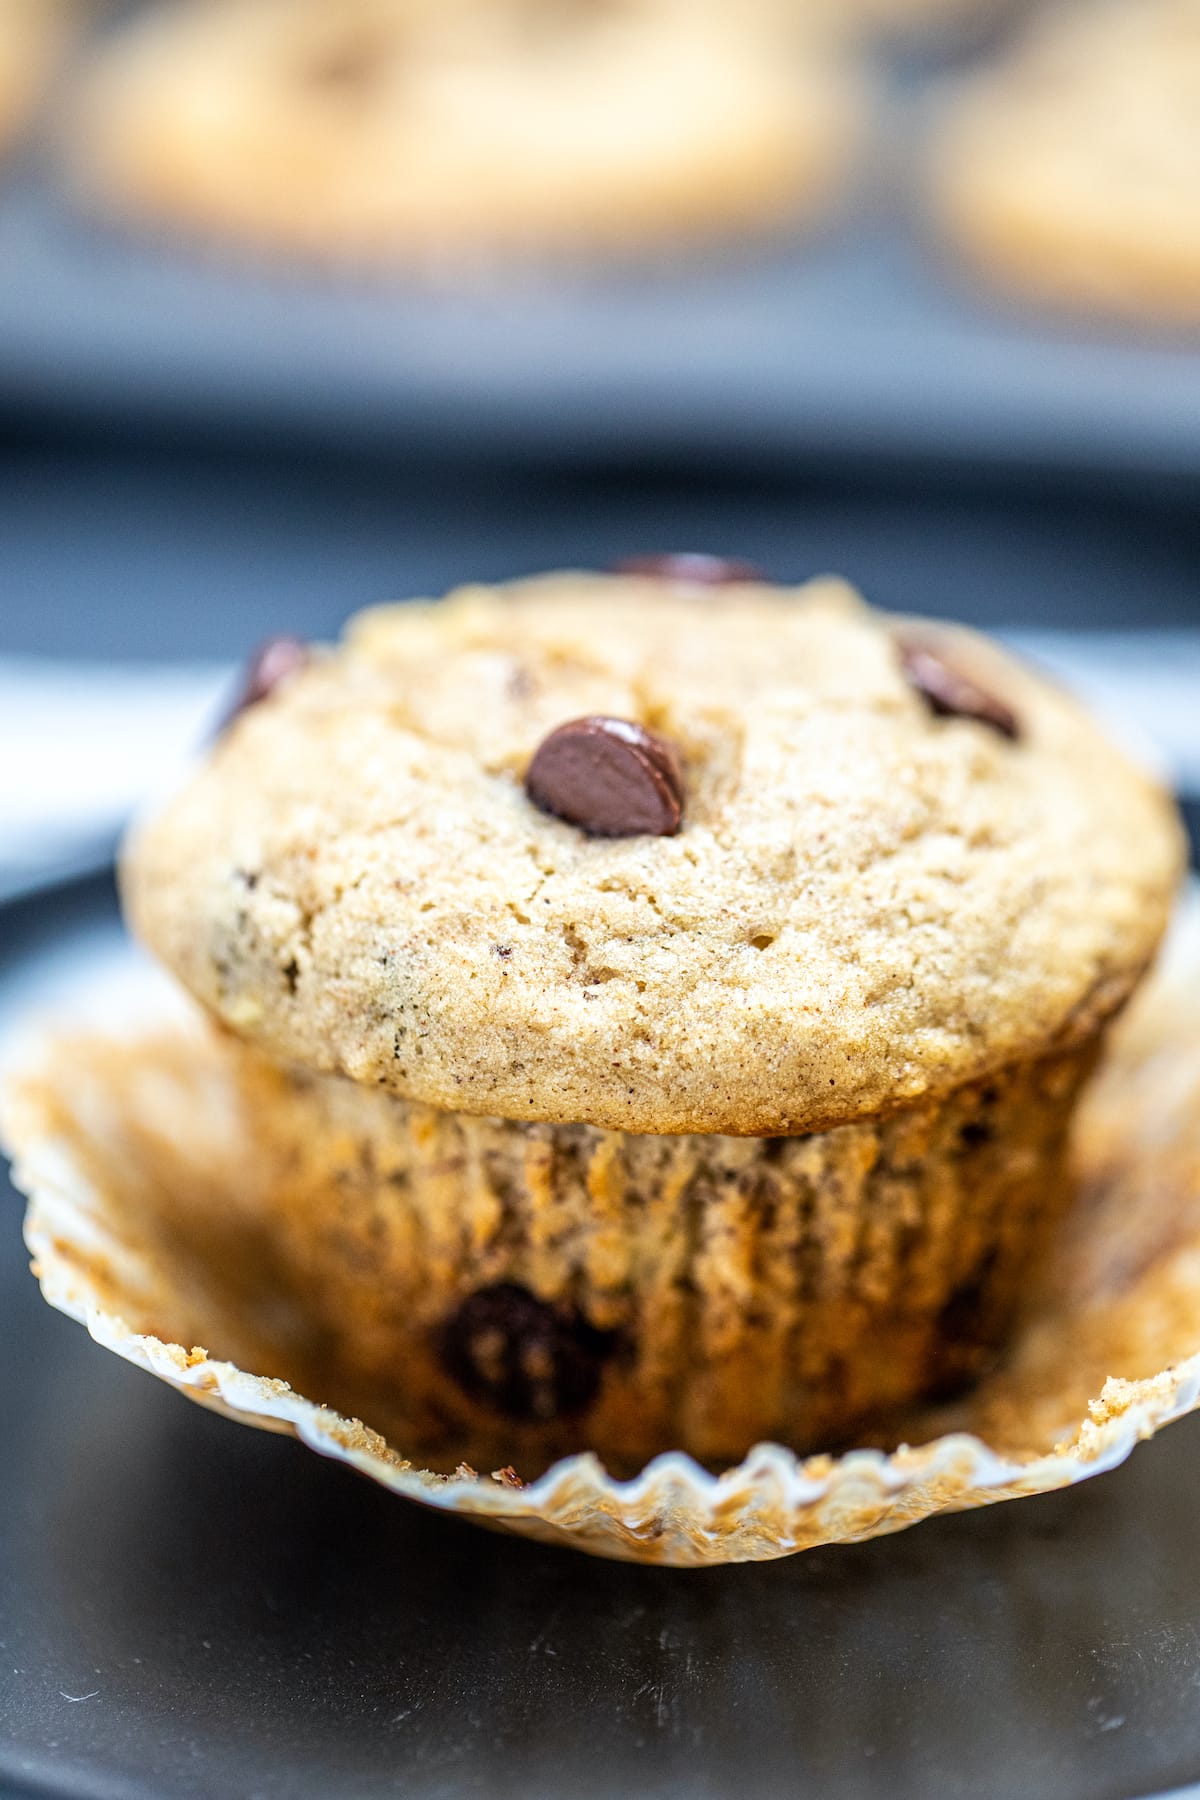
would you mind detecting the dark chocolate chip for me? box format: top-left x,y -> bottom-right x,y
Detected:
221,636 -> 309,731
927,1247 -> 1004,1401
613,553 -> 763,585
897,633 -> 1020,740
437,1282 -> 617,1423
526,715 -> 684,837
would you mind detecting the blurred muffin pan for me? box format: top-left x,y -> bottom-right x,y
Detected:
0,0 -> 1196,479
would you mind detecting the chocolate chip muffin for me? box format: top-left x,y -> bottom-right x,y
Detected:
64,0 -> 863,265
0,0 -> 77,158
122,568 -> 1183,1472
928,0 -> 1200,326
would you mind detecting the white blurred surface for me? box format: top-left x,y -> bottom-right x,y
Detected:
0,658 -> 227,900
1009,630 -> 1200,788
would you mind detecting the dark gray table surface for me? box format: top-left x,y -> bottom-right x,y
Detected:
0,0 -> 1198,484
3,438 -> 1200,667
1,428 -> 1199,1797
4,875 -> 1200,1800
2,156 -> 1199,487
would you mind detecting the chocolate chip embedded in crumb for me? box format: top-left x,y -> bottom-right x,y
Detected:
614,552 -> 763,585
438,1283 -> 617,1423
928,1247 -> 1004,1399
896,633 -> 1020,741
526,716 -> 684,838
222,636 -> 309,731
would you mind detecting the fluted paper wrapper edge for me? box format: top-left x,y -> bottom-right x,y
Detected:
4,899 -> 1200,1566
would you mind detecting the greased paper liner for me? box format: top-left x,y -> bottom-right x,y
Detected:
4,901 -> 1200,1567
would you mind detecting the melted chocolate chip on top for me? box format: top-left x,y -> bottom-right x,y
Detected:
897,633 -> 1020,741
221,636 -> 310,733
526,715 -> 684,837
614,552 -> 763,586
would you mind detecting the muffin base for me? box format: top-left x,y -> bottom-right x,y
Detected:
7,906 -> 1200,1559
223,1037 -> 1100,1474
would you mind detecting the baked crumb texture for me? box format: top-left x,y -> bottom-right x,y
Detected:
118,571 -> 1182,1464
125,573 -> 1181,1137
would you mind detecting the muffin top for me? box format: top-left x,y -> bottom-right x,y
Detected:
123,571 -> 1183,1135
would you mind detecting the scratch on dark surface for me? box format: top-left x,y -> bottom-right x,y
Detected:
59,1690 -> 100,1703
1085,1690 -> 1128,1735
528,1610 -> 562,1658
634,1679 -> 673,1733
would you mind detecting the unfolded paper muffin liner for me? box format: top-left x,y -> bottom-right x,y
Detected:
111,1026 -> 1097,1478
5,901 -> 1200,1566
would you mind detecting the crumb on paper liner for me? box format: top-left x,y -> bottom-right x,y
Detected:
4,906 -> 1200,1566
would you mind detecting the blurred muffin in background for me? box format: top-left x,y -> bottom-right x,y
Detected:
0,0 -> 79,158
733,0 -> 1007,46
63,0 -> 866,267
927,0 -> 1200,327
820,0 -> 1005,42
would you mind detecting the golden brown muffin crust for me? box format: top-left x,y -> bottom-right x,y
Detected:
123,572 -> 1183,1135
